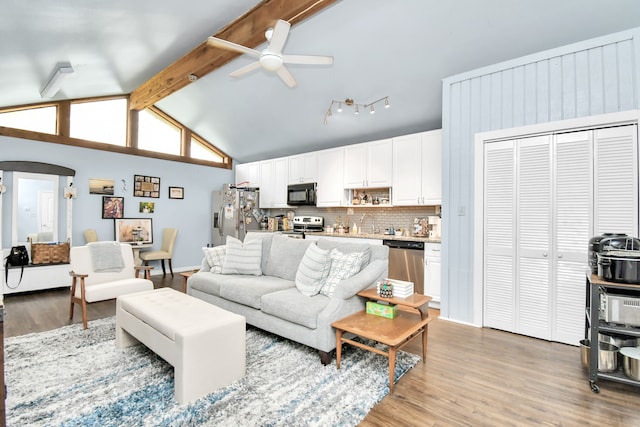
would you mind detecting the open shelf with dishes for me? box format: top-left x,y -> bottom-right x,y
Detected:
345,187 -> 392,207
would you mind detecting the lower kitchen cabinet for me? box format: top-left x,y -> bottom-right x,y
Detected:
424,242 -> 441,308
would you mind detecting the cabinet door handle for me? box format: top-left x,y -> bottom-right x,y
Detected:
543,252 -> 548,257
557,253 -> 563,259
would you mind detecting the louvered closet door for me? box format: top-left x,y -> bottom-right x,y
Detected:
594,125 -> 638,236
516,136 -> 552,340
552,131 -> 593,345
483,140 -> 516,330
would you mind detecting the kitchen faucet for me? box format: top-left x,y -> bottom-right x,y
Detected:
360,213 -> 376,234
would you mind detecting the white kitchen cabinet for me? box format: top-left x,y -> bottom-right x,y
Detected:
392,130 -> 441,205
235,161 -> 260,187
259,157 -> 289,208
288,152 -> 317,184
424,242 -> 441,308
482,124 -> 638,346
343,139 -> 392,188
316,147 -> 345,207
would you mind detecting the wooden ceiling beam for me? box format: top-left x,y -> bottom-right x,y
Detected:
129,0 -> 338,111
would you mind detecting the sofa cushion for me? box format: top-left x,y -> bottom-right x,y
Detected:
264,235 -> 312,280
317,239 -> 372,257
320,248 -> 371,297
261,288 -> 330,329
295,244 -> 332,296
245,232 -> 278,274
202,245 -> 226,273
222,236 -> 262,275
219,275 -> 294,309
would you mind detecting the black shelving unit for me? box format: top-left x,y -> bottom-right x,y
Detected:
585,273 -> 640,393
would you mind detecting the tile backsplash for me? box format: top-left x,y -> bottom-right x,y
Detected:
268,205 -> 440,235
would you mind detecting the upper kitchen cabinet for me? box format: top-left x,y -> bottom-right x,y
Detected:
235,161 -> 260,188
259,157 -> 289,208
392,130 -> 442,205
343,139 -> 392,188
288,152 -> 317,184
316,147 -> 345,207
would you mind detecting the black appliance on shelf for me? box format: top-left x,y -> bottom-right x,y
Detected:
287,182 -> 316,206
589,233 -> 640,283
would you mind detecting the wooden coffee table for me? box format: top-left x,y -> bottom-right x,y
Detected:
332,290 -> 432,393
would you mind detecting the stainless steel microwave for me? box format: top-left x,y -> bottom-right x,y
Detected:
287,182 -> 316,206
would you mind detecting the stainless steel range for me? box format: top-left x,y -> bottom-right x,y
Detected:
292,216 -> 324,233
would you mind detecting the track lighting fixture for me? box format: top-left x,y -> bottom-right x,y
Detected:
323,96 -> 389,124
40,63 -> 74,98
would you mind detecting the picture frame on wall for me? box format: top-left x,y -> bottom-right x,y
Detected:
134,174 -> 160,198
102,196 -> 124,219
114,218 -> 153,244
168,186 -> 184,199
139,201 -> 155,213
90,178 -> 115,195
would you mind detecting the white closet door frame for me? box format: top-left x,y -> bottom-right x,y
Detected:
473,110 -> 640,328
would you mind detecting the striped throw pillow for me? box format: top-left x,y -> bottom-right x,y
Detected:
221,236 -> 262,275
295,244 -> 332,296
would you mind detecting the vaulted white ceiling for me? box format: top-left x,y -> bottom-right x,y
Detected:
2,0 -> 640,162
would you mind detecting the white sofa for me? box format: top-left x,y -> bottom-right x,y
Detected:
187,232 -> 389,364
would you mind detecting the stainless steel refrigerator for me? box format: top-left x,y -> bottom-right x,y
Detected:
211,184 -> 262,246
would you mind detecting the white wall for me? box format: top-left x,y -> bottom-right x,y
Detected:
0,136 -> 234,271
441,27 -> 640,324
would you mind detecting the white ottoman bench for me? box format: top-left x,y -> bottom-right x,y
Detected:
115,287 -> 246,404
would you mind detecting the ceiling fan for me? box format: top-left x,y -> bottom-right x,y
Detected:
207,19 -> 333,88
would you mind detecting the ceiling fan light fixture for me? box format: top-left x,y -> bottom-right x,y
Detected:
337,102 -> 343,113
385,97 -> 390,108
260,53 -> 283,71
355,105 -> 359,115
370,105 -> 375,114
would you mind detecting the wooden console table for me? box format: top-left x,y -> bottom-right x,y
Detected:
332,290 -> 432,393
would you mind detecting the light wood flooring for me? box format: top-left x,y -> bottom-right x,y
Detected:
4,275 -> 640,426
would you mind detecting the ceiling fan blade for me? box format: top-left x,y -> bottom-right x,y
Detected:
282,54 -> 334,65
229,61 -> 263,78
268,20 -> 291,54
208,37 -> 261,58
276,65 -> 297,88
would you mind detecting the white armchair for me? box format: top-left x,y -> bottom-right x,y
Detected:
69,242 -> 154,329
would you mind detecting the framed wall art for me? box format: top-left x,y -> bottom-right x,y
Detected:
102,196 -> 124,219
90,178 -> 115,195
139,201 -> 155,213
114,218 -> 153,244
134,174 -> 160,198
168,186 -> 184,199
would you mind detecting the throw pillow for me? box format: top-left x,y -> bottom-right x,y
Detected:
221,236 -> 262,275
202,245 -> 226,273
320,247 -> 371,297
295,244 -> 332,297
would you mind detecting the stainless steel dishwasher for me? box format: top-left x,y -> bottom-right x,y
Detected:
383,239 -> 425,294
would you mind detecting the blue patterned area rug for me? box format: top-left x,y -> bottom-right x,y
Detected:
5,317 -> 420,427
